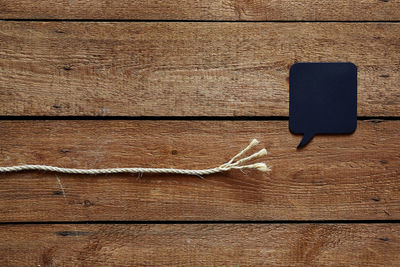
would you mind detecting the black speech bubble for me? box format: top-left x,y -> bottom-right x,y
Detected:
289,62 -> 357,149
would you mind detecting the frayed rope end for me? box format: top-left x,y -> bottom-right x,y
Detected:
219,139 -> 270,173
249,138 -> 260,147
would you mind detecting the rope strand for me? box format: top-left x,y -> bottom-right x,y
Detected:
0,139 -> 270,176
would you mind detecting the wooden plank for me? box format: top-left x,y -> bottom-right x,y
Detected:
0,0 -> 399,21
1,223 -> 399,266
0,120 -> 398,222
0,22 -> 399,117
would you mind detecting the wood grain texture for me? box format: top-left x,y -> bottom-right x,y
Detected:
1,223 -> 399,266
0,0 -> 399,20
1,22 -> 399,116
0,120 -> 398,222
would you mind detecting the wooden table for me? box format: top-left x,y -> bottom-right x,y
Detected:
1,1 -> 399,266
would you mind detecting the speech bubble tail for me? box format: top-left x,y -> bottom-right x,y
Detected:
297,133 -> 315,149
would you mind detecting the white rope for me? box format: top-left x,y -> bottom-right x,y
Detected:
0,139 -> 270,176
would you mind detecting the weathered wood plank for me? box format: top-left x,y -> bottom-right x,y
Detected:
0,22 -> 399,116
1,223 -> 399,266
0,120 -> 398,222
0,0 -> 399,20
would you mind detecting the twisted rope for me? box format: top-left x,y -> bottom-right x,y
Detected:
0,139 -> 270,176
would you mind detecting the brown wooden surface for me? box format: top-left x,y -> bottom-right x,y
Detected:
1,22 -> 399,116
0,0 -> 400,21
1,223 -> 399,266
1,1 -> 400,264
0,120 -> 398,222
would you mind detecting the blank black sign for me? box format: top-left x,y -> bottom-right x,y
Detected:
289,62 -> 357,149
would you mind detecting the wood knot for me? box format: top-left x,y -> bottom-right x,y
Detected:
83,200 -> 93,207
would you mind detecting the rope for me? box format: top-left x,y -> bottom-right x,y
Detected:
0,139 -> 270,176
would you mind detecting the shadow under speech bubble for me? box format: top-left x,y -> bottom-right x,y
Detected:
289,62 -> 357,149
